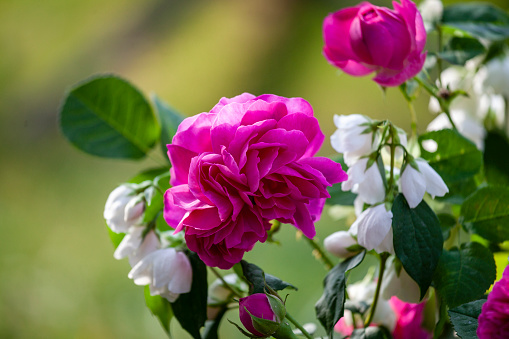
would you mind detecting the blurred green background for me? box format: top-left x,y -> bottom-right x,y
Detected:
1,0 -> 507,338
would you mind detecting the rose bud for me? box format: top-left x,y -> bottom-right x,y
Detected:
322,0 -> 427,87
238,293 -> 286,337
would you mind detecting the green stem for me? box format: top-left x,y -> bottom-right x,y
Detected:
408,102 -> 418,138
284,313 -> 313,339
437,25 -> 444,87
414,75 -> 436,97
364,253 -> 389,327
443,108 -> 458,130
433,294 -> 448,339
303,235 -> 334,270
209,267 -> 243,298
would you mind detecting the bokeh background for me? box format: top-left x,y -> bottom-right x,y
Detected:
1,0 -> 508,338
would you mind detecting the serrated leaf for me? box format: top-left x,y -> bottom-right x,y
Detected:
439,37 -> 486,65
419,129 -> 483,184
315,251 -> 366,338
240,260 -> 297,294
60,75 -> 159,159
171,251 -> 207,339
144,286 -> 173,337
152,94 -> 185,157
449,299 -> 486,339
461,186 -> 509,243
392,194 -> 443,299
433,242 -> 496,309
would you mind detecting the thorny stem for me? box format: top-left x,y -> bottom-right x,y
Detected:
209,267 -> 243,298
364,253 -> 389,327
303,235 -> 334,270
285,313 -> 313,339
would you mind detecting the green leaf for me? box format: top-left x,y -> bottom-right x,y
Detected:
350,326 -> 391,339
60,75 -> 159,159
461,186 -> 509,243
128,167 -> 169,184
392,194 -> 443,299
437,176 -> 478,205
439,37 -> 486,65
484,131 -> 509,186
107,226 -> 125,249
171,251 -> 207,339
419,129 -> 483,184
433,242 -> 496,309
152,94 -> 185,158
442,3 -> 509,40
315,251 -> 365,338
449,299 -> 486,339
240,260 -> 297,294
144,286 -> 173,337
326,154 -> 356,206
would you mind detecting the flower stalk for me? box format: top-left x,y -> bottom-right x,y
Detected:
364,252 -> 389,327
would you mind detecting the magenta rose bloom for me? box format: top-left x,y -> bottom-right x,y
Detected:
477,265 -> 509,338
322,0 -> 427,87
164,93 -> 347,269
390,297 -> 431,339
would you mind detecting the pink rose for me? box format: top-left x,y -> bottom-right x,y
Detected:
322,0 -> 427,87
477,265 -> 509,338
239,293 -> 285,337
390,297 -> 431,339
164,93 -> 347,269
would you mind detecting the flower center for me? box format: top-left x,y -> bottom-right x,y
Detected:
361,8 -> 379,22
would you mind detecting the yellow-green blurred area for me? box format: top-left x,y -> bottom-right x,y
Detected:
1,0 -> 509,338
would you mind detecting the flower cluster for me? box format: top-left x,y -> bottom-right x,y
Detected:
164,93 -> 347,269
327,114 -> 448,254
104,183 -> 192,302
427,54 -> 509,150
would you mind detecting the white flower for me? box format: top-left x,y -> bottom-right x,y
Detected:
342,158 -> 385,205
114,227 -> 160,266
375,227 -> 394,254
474,54 -> 509,99
400,159 -> 448,208
331,114 -> 376,166
382,258 -> 422,303
419,0 -> 443,31
128,248 -> 192,302
104,185 -> 145,233
323,231 -> 359,258
353,204 -> 393,252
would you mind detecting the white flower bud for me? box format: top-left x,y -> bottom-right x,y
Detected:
208,274 -> 247,304
128,248 -> 192,302
323,231 -> 359,258
104,185 -> 145,233
331,114 -> 376,166
419,0 -> 443,31
354,204 -> 393,252
114,227 -> 159,266
342,158 -> 385,205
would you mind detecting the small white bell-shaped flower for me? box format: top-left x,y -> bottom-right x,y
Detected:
353,204 -> 393,252
331,114 -> 376,166
104,185 -> 145,233
342,158 -> 385,205
400,159 -> 448,208
114,227 -> 159,267
128,248 -> 192,302
323,231 -> 360,258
